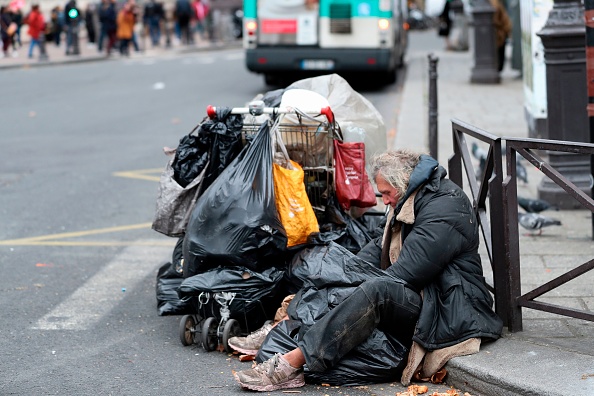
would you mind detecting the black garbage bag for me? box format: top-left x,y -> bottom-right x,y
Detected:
156,261 -> 194,316
306,195 -> 383,254
171,107 -> 243,188
178,266 -> 287,332
182,122 -> 288,277
282,242 -> 366,294
171,122 -> 210,188
198,107 -> 244,191
154,109 -> 244,237
156,238 -> 193,316
257,242 -> 410,385
257,320 -> 409,386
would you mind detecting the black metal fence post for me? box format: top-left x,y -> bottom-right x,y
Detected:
585,0 -> 594,240
428,53 -> 439,160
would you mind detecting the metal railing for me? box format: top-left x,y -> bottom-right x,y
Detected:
448,118 -> 594,332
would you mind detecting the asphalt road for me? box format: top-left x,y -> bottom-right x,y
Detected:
0,49 -> 408,395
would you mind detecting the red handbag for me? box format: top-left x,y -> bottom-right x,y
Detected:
333,139 -> 377,210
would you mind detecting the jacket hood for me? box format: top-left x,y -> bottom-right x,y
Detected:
394,155 -> 439,216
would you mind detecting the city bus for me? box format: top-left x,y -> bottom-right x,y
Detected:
242,0 -> 409,85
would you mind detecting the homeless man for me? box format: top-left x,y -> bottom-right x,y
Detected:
232,149 -> 503,392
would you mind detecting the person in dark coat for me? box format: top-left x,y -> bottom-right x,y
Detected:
232,149 -> 503,392
84,3 -> 97,45
97,0 -> 117,55
438,0 -> 452,49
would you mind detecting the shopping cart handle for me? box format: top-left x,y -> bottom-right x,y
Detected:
320,106 -> 334,124
206,105 -> 217,119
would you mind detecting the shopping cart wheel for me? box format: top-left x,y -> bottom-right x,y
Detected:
179,315 -> 196,346
222,318 -> 241,353
202,317 -> 219,352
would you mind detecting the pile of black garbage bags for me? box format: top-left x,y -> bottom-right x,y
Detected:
153,108 -> 408,385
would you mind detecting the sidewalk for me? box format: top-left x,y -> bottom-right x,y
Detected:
396,30 -> 594,396
0,35 -> 240,70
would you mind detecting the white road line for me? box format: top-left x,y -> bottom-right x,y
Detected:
224,52 -> 244,60
31,243 -> 172,331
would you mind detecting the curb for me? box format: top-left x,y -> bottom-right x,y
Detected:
0,41 -> 242,71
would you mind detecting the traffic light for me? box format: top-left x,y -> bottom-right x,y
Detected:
68,8 -> 78,19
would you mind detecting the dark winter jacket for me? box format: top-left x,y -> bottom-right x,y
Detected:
99,2 -> 116,32
358,155 -> 503,350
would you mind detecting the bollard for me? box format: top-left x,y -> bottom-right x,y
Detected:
537,0 -> 591,209
428,54 -> 439,160
39,32 -> 48,61
470,0 -> 500,84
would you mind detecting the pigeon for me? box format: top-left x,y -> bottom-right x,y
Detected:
518,212 -> 562,235
518,196 -> 558,213
516,160 -> 528,184
471,142 -> 488,179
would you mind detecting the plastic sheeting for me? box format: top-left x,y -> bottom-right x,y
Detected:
257,242 -> 409,385
258,320 -> 409,386
287,74 -> 387,167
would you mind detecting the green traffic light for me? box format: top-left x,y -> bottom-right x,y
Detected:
68,8 -> 78,18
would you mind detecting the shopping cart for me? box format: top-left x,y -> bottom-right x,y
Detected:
206,100 -> 339,214
178,102 -> 339,352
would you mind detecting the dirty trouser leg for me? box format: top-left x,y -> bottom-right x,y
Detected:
297,277 -> 421,372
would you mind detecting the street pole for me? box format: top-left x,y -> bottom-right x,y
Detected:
39,32 -> 48,61
585,0 -> 594,239
428,54 -> 439,160
537,0 -> 591,209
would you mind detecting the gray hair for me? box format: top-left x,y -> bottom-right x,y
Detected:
369,149 -> 424,192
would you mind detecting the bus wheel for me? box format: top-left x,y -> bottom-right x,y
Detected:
264,74 -> 281,87
383,69 -> 397,85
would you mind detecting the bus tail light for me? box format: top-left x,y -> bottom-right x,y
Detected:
246,20 -> 258,36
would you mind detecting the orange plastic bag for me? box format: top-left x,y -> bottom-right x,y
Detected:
273,160 -> 319,247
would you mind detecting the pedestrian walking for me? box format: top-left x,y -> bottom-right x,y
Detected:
192,0 -> 208,41
98,0 -> 117,55
24,4 -> 45,59
128,0 -> 141,52
10,6 -> 23,51
231,149 -> 503,391
49,6 -> 64,46
437,0 -> 452,50
490,0 -> 511,72
174,0 -> 193,45
116,1 -> 135,55
0,6 -> 15,58
143,0 -> 164,46
84,3 -> 97,46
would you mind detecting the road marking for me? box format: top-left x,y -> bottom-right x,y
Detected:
112,168 -> 162,182
31,243 -> 172,331
0,222 -> 175,247
224,52 -> 244,60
